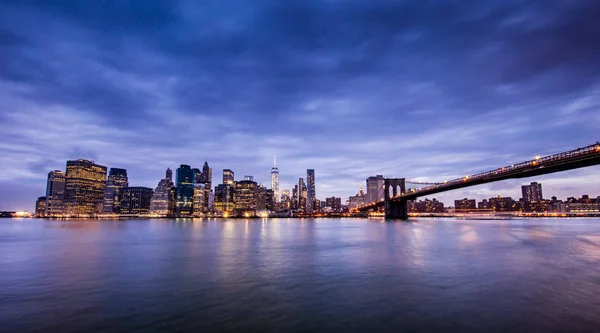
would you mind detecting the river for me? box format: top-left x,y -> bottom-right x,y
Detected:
1,218 -> 600,332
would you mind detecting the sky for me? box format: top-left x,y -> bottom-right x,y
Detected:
1,0 -> 599,211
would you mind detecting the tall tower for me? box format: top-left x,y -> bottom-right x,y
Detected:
271,156 -> 279,203
102,168 -> 129,214
306,169 -> 315,212
45,170 -> 66,216
64,159 -> 107,215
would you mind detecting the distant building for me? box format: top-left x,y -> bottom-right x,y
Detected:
271,157 -> 279,203
291,185 -> 299,211
64,159 -> 108,215
280,189 -> 291,211
193,183 -> 207,215
408,198 -> 445,213
244,175 -> 254,181
298,178 -> 307,212
522,182 -> 543,202
193,168 -> 202,184
120,187 -> 153,215
348,186 -> 366,209
234,180 -> 258,216
223,169 -> 234,185
366,175 -> 385,203
489,196 -> 515,211
201,161 -> 212,190
325,197 -> 342,212
214,184 -> 234,215
35,196 -> 47,216
306,169 -> 316,212
454,198 -> 476,211
150,168 -> 175,215
176,165 -> 194,215
256,185 -> 267,211
102,168 -> 128,214
45,170 -> 65,216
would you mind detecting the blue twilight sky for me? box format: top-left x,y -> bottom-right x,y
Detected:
1,0 -> 599,211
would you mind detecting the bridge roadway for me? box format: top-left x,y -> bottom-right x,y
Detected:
356,142 -> 600,217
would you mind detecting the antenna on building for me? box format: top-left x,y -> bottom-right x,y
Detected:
274,155 -> 277,168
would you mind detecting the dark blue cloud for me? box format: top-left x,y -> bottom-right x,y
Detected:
0,0 -> 599,211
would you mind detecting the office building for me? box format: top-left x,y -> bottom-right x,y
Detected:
234,180 -> 258,217
120,187 -> 153,215
291,185 -> 299,210
45,170 -> 65,216
193,168 -> 202,184
280,189 -> 291,211
366,175 -> 385,203
298,178 -> 307,213
348,186 -> 366,209
176,164 -> 194,215
102,168 -> 128,214
244,175 -> 254,181
256,185 -> 267,211
64,159 -> 108,215
214,183 -> 235,215
150,168 -> 175,215
326,197 -> 342,212
306,169 -> 315,212
271,156 -> 279,203
193,183 -> 207,215
223,169 -> 234,185
35,196 -> 47,216
201,161 -> 212,189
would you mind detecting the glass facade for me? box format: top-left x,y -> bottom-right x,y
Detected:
45,170 -> 65,216
271,156 -> 279,204
176,165 -> 194,215
214,184 -> 234,214
120,187 -> 153,215
64,159 -> 108,215
307,169 -> 315,212
223,169 -> 234,185
102,168 -> 128,214
234,180 -> 257,217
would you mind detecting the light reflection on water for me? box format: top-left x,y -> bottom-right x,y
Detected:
1,218 -> 600,332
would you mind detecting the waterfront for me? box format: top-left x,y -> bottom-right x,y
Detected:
2,218 -> 600,332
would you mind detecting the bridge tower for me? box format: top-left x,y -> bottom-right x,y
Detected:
384,178 -> 408,220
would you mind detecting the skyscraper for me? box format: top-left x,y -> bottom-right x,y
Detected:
102,168 -> 128,214
298,177 -> 307,213
193,168 -> 202,184
234,179 -> 258,217
201,161 -> 212,189
366,175 -> 385,203
271,156 -> 279,203
214,183 -> 234,215
120,187 -> 153,215
522,182 -> 543,202
306,169 -> 315,212
64,159 -> 107,215
223,169 -> 234,185
193,183 -> 207,215
35,196 -> 47,216
150,168 -> 175,216
176,164 -> 194,215
45,170 -> 65,216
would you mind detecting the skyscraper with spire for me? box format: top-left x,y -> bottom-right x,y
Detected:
271,156 -> 279,203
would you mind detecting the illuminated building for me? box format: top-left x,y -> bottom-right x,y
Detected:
291,185 -> 298,210
102,168 -> 128,214
348,185 -> 366,209
150,168 -> 175,215
45,170 -> 65,216
193,183 -> 207,215
454,198 -> 476,211
234,180 -> 257,217
266,189 -> 275,211
64,159 -> 107,215
214,183 -> 234,214
35,196 -> 47,216
200,161 -> 212,190
298,178 -> 307,212
522,182 -> 543,211
176,165 -> 194,215
193,168 -> 202,184
244,175 -> 254,181
223,169 -> 234,185
306,169 -> 315,212
256,185 -> 267,211
280,189 -> 291,210
271,156 -> 279,203
325,197 -> 342,212
120,187 -> 153,215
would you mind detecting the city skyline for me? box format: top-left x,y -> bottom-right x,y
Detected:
1,1 -> 600,210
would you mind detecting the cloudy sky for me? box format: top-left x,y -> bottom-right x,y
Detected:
1,0 -> 599,211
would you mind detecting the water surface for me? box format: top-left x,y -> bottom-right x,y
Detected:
2,218 -> 600,332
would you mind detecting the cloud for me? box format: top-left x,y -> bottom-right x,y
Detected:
0,0 -> 599,210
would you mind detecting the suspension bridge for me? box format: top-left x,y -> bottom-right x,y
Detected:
354,142 -> 600,219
